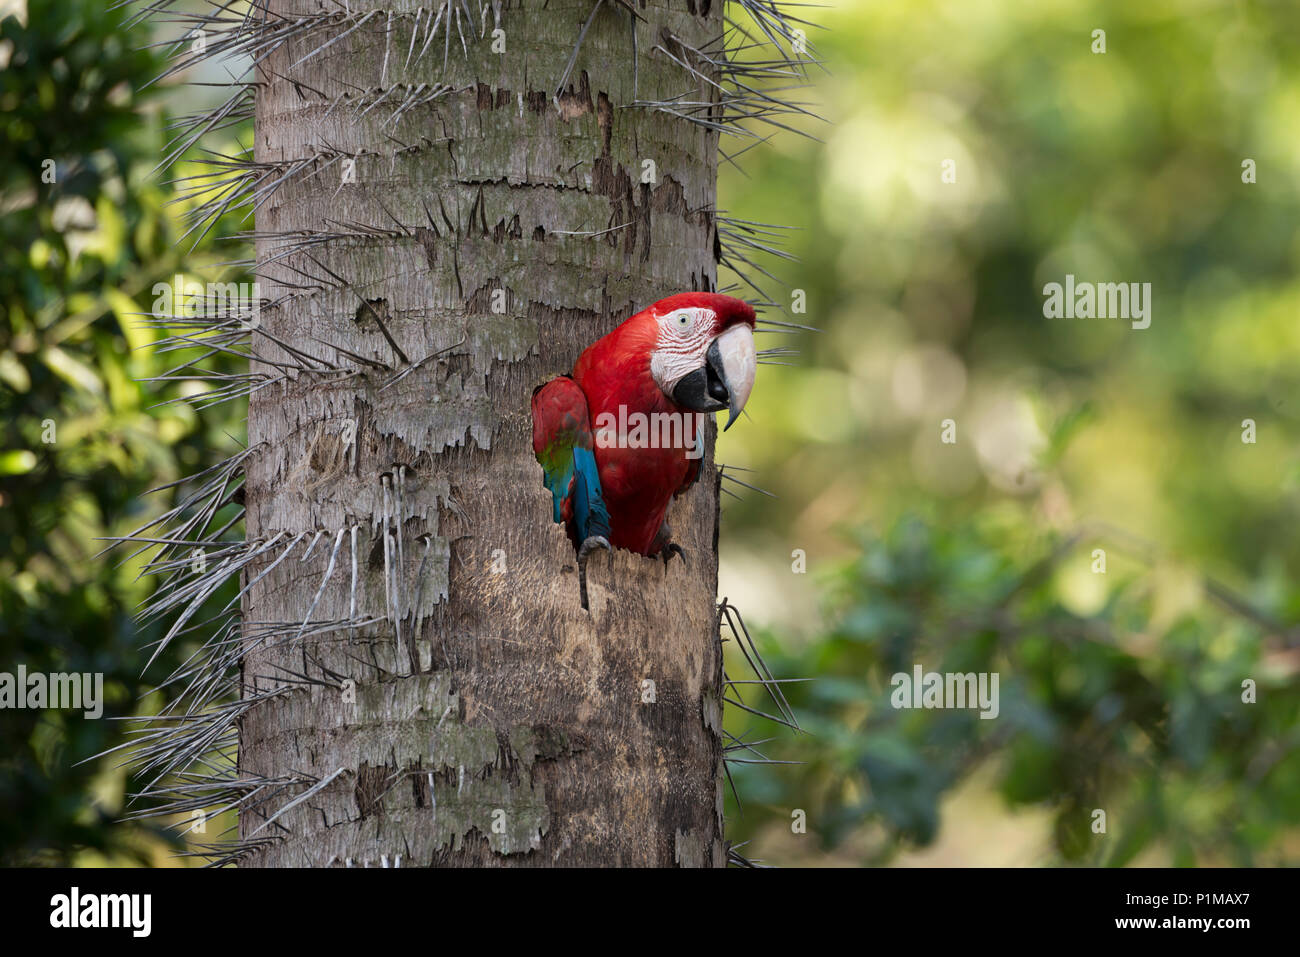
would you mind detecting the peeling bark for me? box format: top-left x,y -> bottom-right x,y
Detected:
239,0 -> 726,866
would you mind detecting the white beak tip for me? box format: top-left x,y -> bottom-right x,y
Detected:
715,324 -> 757,431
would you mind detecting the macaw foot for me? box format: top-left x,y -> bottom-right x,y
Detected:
577,535 -> 611,611
661,543 -> 688,568
650,522 -> 687,568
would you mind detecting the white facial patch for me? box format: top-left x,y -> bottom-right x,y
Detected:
650,307 -> 716,394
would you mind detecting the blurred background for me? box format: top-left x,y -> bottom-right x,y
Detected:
3,0 -> 1300,865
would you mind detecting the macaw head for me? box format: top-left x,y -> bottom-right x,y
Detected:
646,292 -> 757,431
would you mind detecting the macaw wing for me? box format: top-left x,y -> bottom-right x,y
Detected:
531,376 -> 611,544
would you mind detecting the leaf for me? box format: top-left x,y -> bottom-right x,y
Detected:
42,345 -> 104,397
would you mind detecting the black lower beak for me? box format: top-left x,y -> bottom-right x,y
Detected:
671,341 -> 730,413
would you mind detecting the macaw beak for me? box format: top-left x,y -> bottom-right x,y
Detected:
671,324 -> 757,430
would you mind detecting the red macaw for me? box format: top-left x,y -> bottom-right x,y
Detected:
532,292 -> 758,609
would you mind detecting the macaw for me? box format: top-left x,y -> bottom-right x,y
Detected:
532,292 -> 758,610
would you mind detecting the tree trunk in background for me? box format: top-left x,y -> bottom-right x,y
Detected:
239,0 -> 725,866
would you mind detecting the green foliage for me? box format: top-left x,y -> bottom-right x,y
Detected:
718,0 -> 1300,865
727,512 -> 1300,865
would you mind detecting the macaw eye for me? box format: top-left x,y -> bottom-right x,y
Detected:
676,313 -> 691,327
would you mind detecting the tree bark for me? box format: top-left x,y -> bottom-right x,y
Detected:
238,0 -> 726,866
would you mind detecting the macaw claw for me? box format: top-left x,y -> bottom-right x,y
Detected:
577,535 -> 611,611
662,543 -> 688,569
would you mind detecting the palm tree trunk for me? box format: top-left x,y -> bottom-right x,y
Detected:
238,0 -> 726,866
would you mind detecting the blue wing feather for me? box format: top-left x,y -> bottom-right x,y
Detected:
532,377 -> 611,546
570,446 -> 611,542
